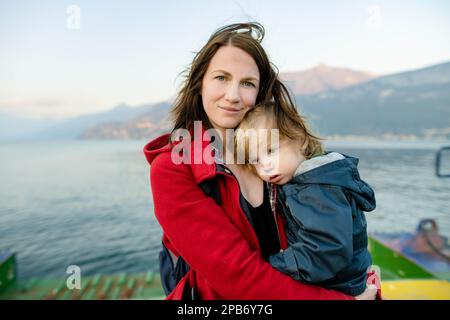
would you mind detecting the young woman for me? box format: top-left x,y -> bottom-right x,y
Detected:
143,22 -> 377,300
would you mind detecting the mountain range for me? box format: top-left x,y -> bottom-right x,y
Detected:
1,62 -> 449,141
280,64 -> 375,95
297,61 -> 450,139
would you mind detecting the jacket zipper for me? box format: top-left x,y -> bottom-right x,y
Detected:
268,182 -> 283,247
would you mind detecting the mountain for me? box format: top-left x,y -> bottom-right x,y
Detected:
80,102 -> 171,139
280,64 -> 375,95
28,102 -> 167,140
296,61 -> 450,138
0,112 -> 57,141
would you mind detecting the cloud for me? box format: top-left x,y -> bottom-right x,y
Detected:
0,98 -> 92,120
0,98 -> 63,109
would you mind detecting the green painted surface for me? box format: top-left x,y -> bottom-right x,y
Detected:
368,236 -> 436,280
0,271 -> 165,300
0,253 -> 17,293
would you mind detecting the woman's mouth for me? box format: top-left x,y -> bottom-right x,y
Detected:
219,106 -> 242,113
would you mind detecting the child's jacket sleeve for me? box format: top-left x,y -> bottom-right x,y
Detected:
269,184 -> 353,283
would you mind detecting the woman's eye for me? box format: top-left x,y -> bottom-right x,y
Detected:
215,75 -> 226,81
242,81 -> 255,88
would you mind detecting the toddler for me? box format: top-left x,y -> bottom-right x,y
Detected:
236,101 -> 377,296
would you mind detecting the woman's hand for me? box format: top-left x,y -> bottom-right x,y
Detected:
354,284 -> 378,300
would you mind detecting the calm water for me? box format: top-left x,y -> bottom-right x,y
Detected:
1,139 -> 449,279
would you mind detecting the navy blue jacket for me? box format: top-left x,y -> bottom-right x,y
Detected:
269,152 -> 376,296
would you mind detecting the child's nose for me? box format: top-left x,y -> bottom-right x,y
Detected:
260,157 -> 273,171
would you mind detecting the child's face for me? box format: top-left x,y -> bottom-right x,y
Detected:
252,138 -> 305,185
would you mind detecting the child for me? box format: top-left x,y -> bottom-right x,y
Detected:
236,101 -> 377,296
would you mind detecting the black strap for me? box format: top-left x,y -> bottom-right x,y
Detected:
199,178 -> 222,204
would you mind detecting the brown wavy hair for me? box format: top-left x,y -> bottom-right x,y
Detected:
171,22 -> 301,132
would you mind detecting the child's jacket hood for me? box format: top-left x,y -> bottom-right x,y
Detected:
291,152 -> 376,212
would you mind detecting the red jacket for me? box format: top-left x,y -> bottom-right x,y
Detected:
144,132 -> 354,300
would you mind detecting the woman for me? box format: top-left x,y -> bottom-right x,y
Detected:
143,22 -> 377,300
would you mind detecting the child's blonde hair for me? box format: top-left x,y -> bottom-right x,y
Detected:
236,100 -> 324,165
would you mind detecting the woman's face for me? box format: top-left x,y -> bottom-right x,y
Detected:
201,45 -> 260,131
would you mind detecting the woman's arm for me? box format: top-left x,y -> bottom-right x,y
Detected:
150,152 -> 354,300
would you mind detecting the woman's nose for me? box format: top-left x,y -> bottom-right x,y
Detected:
224,82 -> 240,103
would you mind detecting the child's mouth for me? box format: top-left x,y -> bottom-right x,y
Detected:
269,174 -> 282,183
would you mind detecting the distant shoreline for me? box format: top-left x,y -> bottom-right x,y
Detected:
324,134 -> 450,142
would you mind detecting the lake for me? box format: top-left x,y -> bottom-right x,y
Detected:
1,139 -> 449,279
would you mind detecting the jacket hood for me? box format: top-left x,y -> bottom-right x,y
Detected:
290,152 -> 376,212
143,133 -> 172,165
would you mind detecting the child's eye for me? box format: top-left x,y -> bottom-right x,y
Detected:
267,148 -> 276,155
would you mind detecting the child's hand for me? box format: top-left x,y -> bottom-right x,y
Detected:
355,267 -> 382,300
354,284 -> 377,300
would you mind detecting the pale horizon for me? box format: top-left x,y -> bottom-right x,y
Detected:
1,0 -> 449,120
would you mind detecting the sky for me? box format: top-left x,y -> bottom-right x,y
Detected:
1,0 -> 449,119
